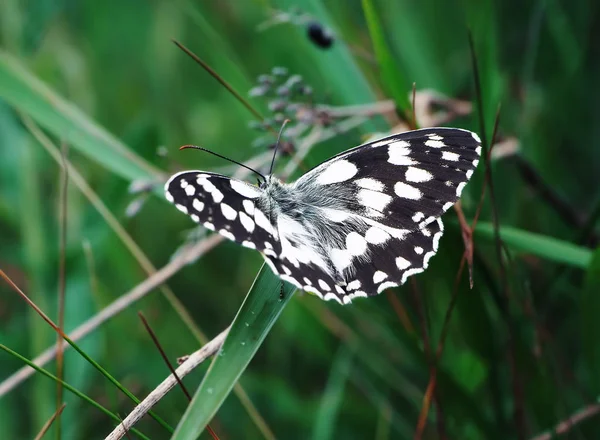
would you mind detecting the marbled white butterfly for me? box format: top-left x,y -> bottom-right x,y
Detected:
165,127 -> 481,304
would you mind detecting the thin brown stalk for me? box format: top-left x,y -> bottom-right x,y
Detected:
411,82 -> 417,130
528,403 -> 600,440
33,403 -> 66,440
173,40 -> 272,133
105,327 -> 230,440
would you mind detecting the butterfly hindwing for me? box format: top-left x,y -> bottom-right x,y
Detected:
165,171 -> 281,255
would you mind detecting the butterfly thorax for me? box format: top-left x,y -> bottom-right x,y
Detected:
258,175 -> 368,282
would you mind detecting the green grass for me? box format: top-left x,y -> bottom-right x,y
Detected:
1,1 -> 600,439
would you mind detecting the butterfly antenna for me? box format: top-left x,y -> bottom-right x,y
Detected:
179,145 -> 267,183
268,119 -> 291,176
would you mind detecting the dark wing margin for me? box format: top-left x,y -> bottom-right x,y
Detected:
294,127 -> 482,232
164,171 -> 281,255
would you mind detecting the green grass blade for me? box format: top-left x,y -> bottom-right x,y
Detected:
361,0 -> 410,113
312,345 -> 354,440
580,248 -> 600,393
0,344 -> 151,440
0,50 -> 162,182
474,221 -> 592,268
171,264 -> 296,439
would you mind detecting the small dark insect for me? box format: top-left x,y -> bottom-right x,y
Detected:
306,21 -> 334,49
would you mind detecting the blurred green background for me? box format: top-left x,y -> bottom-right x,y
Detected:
1,0 -> 599,439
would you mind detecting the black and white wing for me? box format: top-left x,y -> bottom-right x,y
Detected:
273,127 -> 481,304
164,172 -> 281,257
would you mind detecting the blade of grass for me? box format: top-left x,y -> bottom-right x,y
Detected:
473,221 -> 592,268
0,269 -> 174,434
0,50 -> 162,182
171,266 -> 296,439
580,248 -> 600,393
312,345 -> 354,440
0,344 -> 151,440
361,0 -> 410,115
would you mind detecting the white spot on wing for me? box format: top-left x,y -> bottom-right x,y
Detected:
242,240 -> 256,249
377,281 -> 398,294
239,212 -> 255,233
220,229 -> 235,241
355,178 -> 384,191
184,185 -> 196,196
230,180 -> 262,198
414,246 -> 424,255
357,189 -> 392,212
176,204 -> 188,214
165,191 -> 174,203
388,142 -> 415,166
441,151 -> 460,162
193,199 -> 205,212
406,167 -> 433,183
425,139 -> 445,148
242,200 -> 255,215
220,203 -> 237,220
197,177 -> 224,203
396,257 -> 411,270
303,277 -> 312,285
345,232 -> 367,256
318,280 -> 331,291
204,222 -> 215,231
472,132 -> 481,143
394,182 -> 422,200
365,226 -> 390,244
456,182 -> 467,197
315,160 -> 358,185
412,212 -> 424,222
347,280 -> 361,291
331,248 -> 352,272
191,214 -> 200,222
373,271 -> 388,283
254,209 -> 276,236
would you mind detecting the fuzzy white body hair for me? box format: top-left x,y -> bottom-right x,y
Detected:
256,175 -> 368,283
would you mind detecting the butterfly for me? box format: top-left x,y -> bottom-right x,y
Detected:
165,127 -> 481,304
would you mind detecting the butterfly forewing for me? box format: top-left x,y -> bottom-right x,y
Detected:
165,172 -> 281,255
294,127 -> 481,231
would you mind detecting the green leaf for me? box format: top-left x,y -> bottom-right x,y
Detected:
474,222 -> 592,268
0,50 -> 162,182
361,0 -> 411,113
171,265 -> 296,439
581,248 -> 600,392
